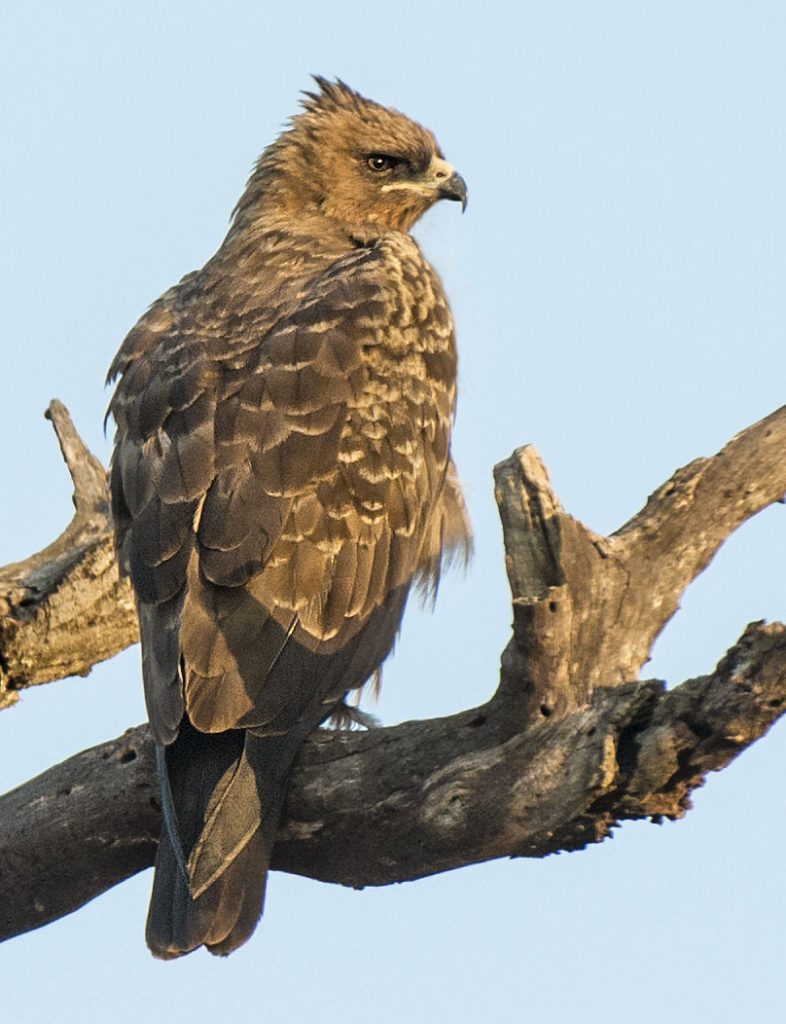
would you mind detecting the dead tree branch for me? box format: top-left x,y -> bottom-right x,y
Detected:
0,402 -> 137,709
1,404 -> 784,942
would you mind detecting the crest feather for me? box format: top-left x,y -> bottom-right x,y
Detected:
301,76 -> 366,114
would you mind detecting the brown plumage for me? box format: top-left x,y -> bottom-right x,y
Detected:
107,77 -> 470,958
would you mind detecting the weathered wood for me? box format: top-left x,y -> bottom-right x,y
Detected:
494,405 -> 786,711
1,621 -> 783,939
0,402 -> 784,942
0,402 -> 138,709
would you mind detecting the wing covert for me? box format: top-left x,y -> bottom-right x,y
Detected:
110,235 -> 466,739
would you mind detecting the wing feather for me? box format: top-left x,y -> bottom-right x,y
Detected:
110,234 -> 469,742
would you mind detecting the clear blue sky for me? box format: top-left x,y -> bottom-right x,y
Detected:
2,3 -> 785,1022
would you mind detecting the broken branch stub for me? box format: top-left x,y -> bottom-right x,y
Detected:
0,403 -> 137,708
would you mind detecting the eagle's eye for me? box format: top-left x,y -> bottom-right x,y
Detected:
366,154 -> 398,173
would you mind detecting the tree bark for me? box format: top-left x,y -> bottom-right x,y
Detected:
1,403 -> 785,941
0,402 -> 137,709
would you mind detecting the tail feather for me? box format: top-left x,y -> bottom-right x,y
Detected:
147,825 -> 270,958
146,723 -> 295,959
144,587 -> 413,958
188,745 -> 263,899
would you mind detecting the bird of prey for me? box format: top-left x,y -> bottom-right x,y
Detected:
107,77 -> 470,959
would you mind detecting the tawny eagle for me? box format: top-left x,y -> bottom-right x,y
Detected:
107,77 -> 470,958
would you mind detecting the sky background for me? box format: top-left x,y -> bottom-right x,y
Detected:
2,2 -> 785,1021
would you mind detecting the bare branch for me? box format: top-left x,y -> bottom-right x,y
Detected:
618,403 -> 786,562
611,402 -> 786,669
0,402 -> 784,944
494,405 -> 786,711
0,406 -> 137,708
1,622 -> 783,941
44,399 -> 109,522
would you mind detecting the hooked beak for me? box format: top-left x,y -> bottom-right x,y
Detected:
430,157 -> 468,212
381,156 -> 468,212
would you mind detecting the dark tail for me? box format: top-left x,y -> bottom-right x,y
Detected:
146,722 -> 301,959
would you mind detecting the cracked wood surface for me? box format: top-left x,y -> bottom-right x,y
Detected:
0,403 -> 138,709
1,621 -> 783,939
1,402 -> 784,941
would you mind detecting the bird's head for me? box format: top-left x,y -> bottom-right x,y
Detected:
236,78 -> 467,236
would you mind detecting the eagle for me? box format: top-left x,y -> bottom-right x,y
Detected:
107,77 -> 470,959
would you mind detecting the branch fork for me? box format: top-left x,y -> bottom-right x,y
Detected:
1,403 -> 785,941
